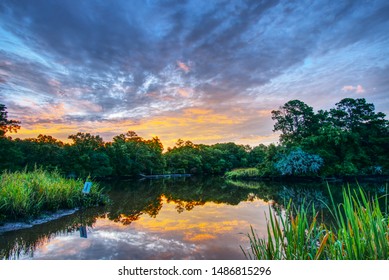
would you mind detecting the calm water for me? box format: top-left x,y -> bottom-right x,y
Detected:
0,177 -> 387,260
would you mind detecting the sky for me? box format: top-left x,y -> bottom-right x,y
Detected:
0,0 -> 388,148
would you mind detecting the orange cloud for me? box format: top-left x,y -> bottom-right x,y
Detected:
177,61 -> 190,73
177,88 -> 192,98
10,105 -> 277,148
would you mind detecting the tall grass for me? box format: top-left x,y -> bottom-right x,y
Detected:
225,168 -> 260,179
0,168 -> 107,222
242,186 -> 389,260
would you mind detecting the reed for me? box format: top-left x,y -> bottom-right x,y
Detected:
326,187 -> 389,259
242,186 -> 389,260
0,168 -> 107,222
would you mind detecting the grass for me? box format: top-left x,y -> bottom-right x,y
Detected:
242,185 -> 389,260
225,168 -> 260,179
0,168 -> 108,223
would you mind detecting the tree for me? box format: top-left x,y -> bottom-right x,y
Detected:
65,132 -> 110,177
211,142 -> 249,169
327,98 -> 389,173
248,144 -> 267,167
275,148 -> 323,176
18,135 -> 65,172
165,140 -> 202,174
329,98 -> 388,132
271,100 -> 317,144
68,132 -> 104,152
34,134 -> 64,145
256,143 -> 282,176
0,104 -> 21,137
112,130 -> 143,143
107,132 -> 165,176
0,137 -> 24,171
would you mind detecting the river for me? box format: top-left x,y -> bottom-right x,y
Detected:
0,176 -> 387,260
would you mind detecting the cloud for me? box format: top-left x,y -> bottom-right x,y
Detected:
0,0 -> 388,145
342,84 -> 365,93
177,61 -> 191,73
356,85 -> 365,94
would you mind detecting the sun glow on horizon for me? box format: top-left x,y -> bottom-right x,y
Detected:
9,106 -> 279,148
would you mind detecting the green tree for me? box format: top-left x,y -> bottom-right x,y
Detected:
325,98 -> 388,173
248,144 -> 267,167
198,145 -> 227,174
65,132 -> 111,177
0,105 -> 23,171
18,135 -> 65,172
107,131 -> 165,176
211,142 -> 250,170
0,104 -> 21,138
68,132 -> 104,152
302,98 -> 388,174
256,143 -> 282,176
271,100 -> 317,144
165,140 -> 202,174
329,98 -> 385,131
0,137 -> 24,171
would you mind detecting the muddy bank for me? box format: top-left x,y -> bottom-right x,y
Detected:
0,208 -> 79,233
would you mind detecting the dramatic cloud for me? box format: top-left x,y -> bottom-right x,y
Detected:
0,0 -> 388,146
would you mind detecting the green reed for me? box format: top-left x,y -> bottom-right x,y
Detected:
243,185 -> 389,260
0,168 -> 107,222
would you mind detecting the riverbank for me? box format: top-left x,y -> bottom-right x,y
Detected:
0,208 -> 79,233
0,169 -> 108,224
224,168 -> 389,183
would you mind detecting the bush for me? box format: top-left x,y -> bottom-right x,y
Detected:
275,148 -> 323,175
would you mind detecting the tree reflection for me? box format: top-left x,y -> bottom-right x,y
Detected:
0,207 -> 103,259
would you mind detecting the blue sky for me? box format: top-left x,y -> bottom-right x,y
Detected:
0,0 -> 388,147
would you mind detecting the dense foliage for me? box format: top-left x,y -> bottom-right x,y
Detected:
0,97 -> 388,177
271,98 -> 389,175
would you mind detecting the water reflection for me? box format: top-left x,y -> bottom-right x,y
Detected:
79,210 -> 88,239
0,207 -> 104,259
0,177 -> 387,260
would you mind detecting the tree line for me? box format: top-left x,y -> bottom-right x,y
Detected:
0,97 -> 388,177
270,98 -> 388,176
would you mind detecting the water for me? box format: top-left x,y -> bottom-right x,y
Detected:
0,177 -> 387,260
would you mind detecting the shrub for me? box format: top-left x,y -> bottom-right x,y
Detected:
275,148 -> 323,175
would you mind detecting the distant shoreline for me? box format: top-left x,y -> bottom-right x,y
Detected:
225,174 -> 389,183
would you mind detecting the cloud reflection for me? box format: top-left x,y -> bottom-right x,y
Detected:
17,197 -> 269,260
